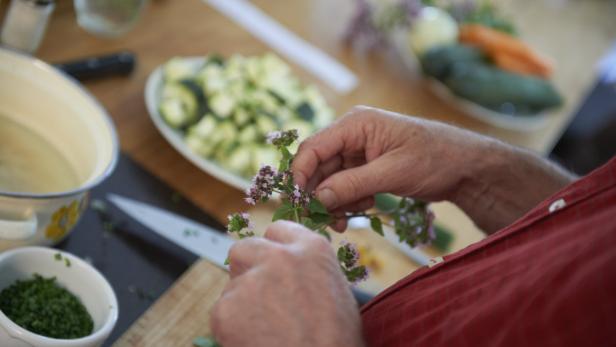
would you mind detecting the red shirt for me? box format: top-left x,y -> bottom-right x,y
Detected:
361,157 -> 616,347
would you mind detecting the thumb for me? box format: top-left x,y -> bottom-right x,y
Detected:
315,161 -> 387,210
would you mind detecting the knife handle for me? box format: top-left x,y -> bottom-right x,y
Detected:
54,51 -> 136,81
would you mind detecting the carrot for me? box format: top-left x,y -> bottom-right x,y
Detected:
492,51 -> 550,78
459,24 -> 553,78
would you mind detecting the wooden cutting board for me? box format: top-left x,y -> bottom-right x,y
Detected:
112,260 -> 227,347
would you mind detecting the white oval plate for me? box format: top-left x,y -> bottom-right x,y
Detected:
389,30 -> 550,132
425,77 -> 549,132
144,57 -> 252,192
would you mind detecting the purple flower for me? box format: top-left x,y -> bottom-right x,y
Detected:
340,240 -> 361,268
245,165 -> 278,204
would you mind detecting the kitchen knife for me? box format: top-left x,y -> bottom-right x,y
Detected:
107,193 -> 232,269
54,51 -> 136,81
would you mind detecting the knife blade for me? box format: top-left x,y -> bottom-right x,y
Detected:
107,194 -> 233,269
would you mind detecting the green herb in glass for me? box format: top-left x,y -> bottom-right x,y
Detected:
0,274 -> 94,339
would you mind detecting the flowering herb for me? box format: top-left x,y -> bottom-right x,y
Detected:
338,241 -> 369,284
227,130 -> 435,284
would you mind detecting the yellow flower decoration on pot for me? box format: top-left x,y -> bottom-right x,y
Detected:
45,200 -> 82,241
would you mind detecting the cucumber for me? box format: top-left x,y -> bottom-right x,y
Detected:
163,57 -> 202,82
159,82 -> 201,128
256,116 -> 278,135
238,126 -> 258,143
209,93 -> 235,118
191,115 -> 217,138
225,146 -> 252,175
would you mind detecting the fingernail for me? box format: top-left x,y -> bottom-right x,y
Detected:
317,188 -> 337,209
294,172 -> 306,187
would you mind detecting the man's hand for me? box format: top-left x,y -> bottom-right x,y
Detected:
210,221 -> 365,347
292,106 -> 575,233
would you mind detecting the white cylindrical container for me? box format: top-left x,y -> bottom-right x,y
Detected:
0,0 -> 55,53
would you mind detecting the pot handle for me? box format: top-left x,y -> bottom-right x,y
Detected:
0,214 -> 38,240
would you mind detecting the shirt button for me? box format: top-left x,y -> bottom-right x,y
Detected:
548,198 -> 567,213
428,256 -> 444,268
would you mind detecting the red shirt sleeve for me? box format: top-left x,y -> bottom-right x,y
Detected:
361,157 -> 616,347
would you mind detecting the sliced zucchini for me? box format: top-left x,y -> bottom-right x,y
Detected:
163,57 -> 201,82
209,93 -> 235,118
238,126 -> 258,143
185,133 -> 216,157
256,116 -> 278,135
225,147 -> 252,175
159,82 -> 200,128
252,146 -> 279,168
191,115 -> 217,138
199,64 -> 227,95
233,108 -> 252,126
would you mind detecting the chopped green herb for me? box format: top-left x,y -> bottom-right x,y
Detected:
90,199 -> 108,214
128,285 -> 156,301
183,228 -> 200,237
53,253 -> 71,268
170,191 -> 182,205
0,274 -> 93,339
102,221 -> 115,232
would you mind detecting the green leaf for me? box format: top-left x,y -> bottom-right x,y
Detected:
310,213 -> 333,225
279,147 -> 293,172
343,265 -> 368,283
316,227 -> 331,241
300,217 -> 317,230
272,201 -> 295,221
374,193 -> 399,212
370,217 -> 384,236
308,199 -> 329,215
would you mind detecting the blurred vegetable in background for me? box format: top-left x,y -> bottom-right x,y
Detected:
346,0 -> 563,117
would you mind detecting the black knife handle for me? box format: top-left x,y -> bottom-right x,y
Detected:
54,51 -> 136,81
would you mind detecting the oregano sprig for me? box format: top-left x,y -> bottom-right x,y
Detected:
227,129 -> 435,284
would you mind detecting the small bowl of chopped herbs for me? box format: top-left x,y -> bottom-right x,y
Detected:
0,247 -> 118,347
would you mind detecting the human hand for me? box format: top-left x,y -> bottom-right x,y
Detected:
292,106 -> 574,232
210,221 -> 365,347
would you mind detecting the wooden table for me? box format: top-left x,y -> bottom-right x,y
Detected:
23,0 -> 615,254
10,0 -> 615,344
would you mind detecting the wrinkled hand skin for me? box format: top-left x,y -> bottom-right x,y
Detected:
292,105 -> 575,233
210,221 -> 365,347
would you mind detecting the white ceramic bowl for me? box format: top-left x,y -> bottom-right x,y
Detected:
0,48 -> 119,250
0,247 -> 118,347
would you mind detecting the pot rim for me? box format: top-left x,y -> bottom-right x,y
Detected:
0,48 -> 119,200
